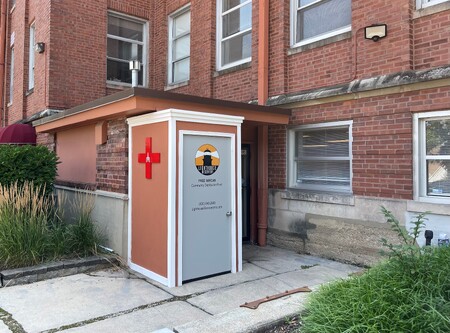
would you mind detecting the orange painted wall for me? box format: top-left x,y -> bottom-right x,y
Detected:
131,121 -> 168,278
56,125 -> 96,184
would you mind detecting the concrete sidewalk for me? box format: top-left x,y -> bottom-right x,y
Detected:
0,245 -> 361,333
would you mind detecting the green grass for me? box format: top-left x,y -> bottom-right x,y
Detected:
301,248 -> 450,333
301,208 -> 450,333
0,183 -> 102,269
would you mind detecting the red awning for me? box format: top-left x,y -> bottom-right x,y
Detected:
0,124 -> 37,145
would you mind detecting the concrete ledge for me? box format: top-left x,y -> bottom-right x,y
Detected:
281,189 -> 354,206
0,256 -> 118,288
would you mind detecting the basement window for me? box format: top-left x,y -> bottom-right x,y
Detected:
288,121 -> 353,193
107,12 -> 147,86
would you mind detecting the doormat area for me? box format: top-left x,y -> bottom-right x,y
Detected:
0,256 -> 118,288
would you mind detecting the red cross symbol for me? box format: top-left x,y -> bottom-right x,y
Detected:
138,137 -> 160,179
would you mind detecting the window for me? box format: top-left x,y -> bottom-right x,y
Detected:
414,111 -> 450,202
417,0 -> 449,9
9,47 -> 14,104
288,121 -> 352,192
217,0 -> 252,70
28,23 -> 35,91
107,13 -> 146,86
168,5 -> 191,84
291,0 -> 351,47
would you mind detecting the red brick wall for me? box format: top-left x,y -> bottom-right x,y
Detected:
6,0 -> 450,124
269,85 -> 450,199
151,1 -> 255,102
268,0 -> 290,97
25,0 -> 51,120
5,0 -> 450,198
97,118 -> 128,194
413,9 -> 450,70
5,0 -> 31,124
285,0 -> 413,94
48,1 -> 108,110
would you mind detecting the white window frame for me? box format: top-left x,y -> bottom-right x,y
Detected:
28,22 -> 35,91
9,47 -> 14,104
288,120 -> 353,193
413,110 -> 450,204
417,0 -> 449,9
106,11 -> 148,87
168,4 -> 191,85
216,0 -> 252,71
290,0 -> 352,48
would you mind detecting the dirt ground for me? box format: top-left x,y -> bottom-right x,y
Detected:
262,316 -> 302,333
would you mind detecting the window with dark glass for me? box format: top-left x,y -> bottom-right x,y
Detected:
424,118 -> 450,197
217,0 -> 252,70
168,6 -> 191,84
107,13 -> 146,86
292,0 -> 351,46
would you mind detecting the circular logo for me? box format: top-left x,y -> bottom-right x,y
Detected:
195,144 -> 220,176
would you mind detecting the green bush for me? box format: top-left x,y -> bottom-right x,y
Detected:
0,145 -> 59,195
301,209 -> 450,333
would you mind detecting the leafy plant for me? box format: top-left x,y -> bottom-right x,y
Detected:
301,208 -> 450,333
380,206 -> 430,275
0,145 -> 59,196
302,249 -> 450,333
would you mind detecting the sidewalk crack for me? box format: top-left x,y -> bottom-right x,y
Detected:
0,307 -> 26,333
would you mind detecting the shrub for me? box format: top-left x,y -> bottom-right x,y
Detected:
0,145 -> 59,196
301,208 -> 450,333
0,183 -> 102,269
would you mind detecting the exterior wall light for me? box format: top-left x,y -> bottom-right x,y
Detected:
35,42 -> 45,53
364,24 -> 387,42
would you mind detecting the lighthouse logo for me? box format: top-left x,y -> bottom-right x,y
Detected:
195,144 -> 220,176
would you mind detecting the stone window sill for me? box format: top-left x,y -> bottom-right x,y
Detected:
413,2 -> 450,19
288,31 -> 352,56
164,80 -> 189,91
213,61 -> 251,78
281,188 -> 355,206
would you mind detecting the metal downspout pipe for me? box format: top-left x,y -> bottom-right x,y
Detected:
257,0 -> 269,246
0,0 -> 8,127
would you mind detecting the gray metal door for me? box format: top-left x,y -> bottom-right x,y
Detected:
182,134 -> 232,281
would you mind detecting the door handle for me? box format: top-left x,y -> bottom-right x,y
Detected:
226,211 -> 232,216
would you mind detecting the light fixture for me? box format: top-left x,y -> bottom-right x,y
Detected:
35,42 -> 45,53
129,60 -> 141,87
364,24 -> 387,42
129,60 -> 141,71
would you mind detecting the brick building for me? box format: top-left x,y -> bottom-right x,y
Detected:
1,0 -> 450,270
